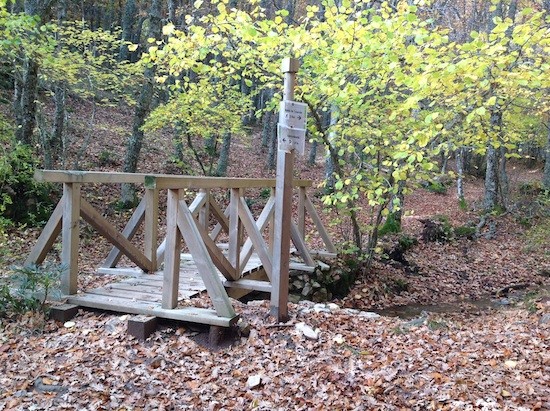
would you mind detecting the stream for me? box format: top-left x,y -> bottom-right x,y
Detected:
373,285 -> 550,319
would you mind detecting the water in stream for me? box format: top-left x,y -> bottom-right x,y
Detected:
373,285 -> 550,319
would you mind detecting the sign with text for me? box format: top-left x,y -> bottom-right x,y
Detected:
278,100 -> 307,155
278,124 -> 306,155
279,100 -> 307,129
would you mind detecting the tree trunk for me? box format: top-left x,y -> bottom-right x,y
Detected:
543,125 -> 550,190
308,139 -> 318,166
16,58 -> 39,145
216,132 -> 231,177
119,0 -> 136,61
121,0 -> 162,206
456,147 -> 465,204
267,114 -> 277,171
324,106 -> 338,191
499,146 -> 509,208
484,144 -> 500,212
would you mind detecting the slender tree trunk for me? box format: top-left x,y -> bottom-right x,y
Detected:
308,139 -> 318,166
484,144 -> 500,212
119,0 -> 136,61
543,125 -> 550,190
216,132 -> 231,177
325,106 -> 338,191
267,115 -> 277,171
121,0 -> 162,206
456,147 -> 465,204
499,146 -> 509,208
16,58 -> 39,145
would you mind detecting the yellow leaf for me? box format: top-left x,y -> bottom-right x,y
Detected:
162,23 -> 175,36
501,389 -> 512,397
127,44 -> 138,52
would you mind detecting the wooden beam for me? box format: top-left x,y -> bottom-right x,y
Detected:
179,203 -> 237,281
228,188 -> 241,278
223,278 -> 272,293
271,150 -> 294,322
25,196 -> 64,266
225,268 -> 268,299
209,197 -> 229,234
238,197 -> 273,279
240,196 -> 275,276
144,188 -> 159,270
198,189 -> 210,229
304,196 -> 337,253
61,183 -> 80,295
290,221 -> 316,267
176,200 -> 236,319
66,294 -> 238,327
298,186 -> 306,240
80,199 -> 153,272
162,189 -> 182,309
102,196 -> 147,268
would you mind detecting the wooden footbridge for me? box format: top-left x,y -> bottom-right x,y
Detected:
25,170 -> 336,327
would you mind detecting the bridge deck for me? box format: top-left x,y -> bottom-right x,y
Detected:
67,253 -> 327,326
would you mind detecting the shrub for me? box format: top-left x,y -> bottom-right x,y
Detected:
0,116 -> 54,233
0,264 -> 62,318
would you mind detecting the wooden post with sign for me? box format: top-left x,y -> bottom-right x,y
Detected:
270,57 -> 304,322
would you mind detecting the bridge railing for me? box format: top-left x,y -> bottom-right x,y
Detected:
26,170 -> 336,319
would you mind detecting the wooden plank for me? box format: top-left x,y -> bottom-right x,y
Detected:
144,188 -> 159,270
87,287 -> 163,302
80,199 -> 153,272
156,238 -> 166,270
66,294 -> 238,327
223,279 -> 272,293
182,209 -> 237,281
239,196 -> 275,275
298,186 -> 306,240
310,250 -> 338,259
198,189 -> 210,229
271,150 -> 294,322
145,175 -> 312,190
290,221 -> 316,267
36,170 -> 148,184
102,197 -> 147,268
304,196 -> 337,253
61,183 -> 80,295
97,267 -> 147,277
228,188 -> 241,277
209,197 -> 229,234
162,189 -> 182,309
25,196 -> 64,266
36,170 -> 312,188
176,200 -> 236,319
226,268 -> 268,299
238,197 -> 273,279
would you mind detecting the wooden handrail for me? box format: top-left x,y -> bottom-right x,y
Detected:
35,170 -> 312,189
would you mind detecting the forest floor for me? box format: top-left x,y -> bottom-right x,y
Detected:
1,100 -> 549,409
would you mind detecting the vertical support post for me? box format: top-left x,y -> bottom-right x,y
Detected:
162,189 -> 181,309
199,189 -> 210,230
61,183 -> 80,295
268,187 -> 275,254
144,188 -> 158,272
270,57 -> 300,322
298,185 -> 306,241
228,188 -> 241,278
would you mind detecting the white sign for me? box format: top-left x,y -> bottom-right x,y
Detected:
278,124 -> 306,155
279,100 -> 307,130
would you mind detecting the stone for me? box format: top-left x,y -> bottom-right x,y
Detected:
327,303 -> 340,311
539,313 -> 550,325
295,322 -> 319,340
237,319 -> 251,337
312,288 -> 329,303
246,375 -> 262,389
313,303 -> 329,313
358,311 -> 381,319
301,283 -> 312,296
288,294 -> 301,304
311,281 -> 321,289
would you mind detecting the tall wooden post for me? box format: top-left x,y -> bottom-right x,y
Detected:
61,182 -> 80,295
270,58 -> 300,322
